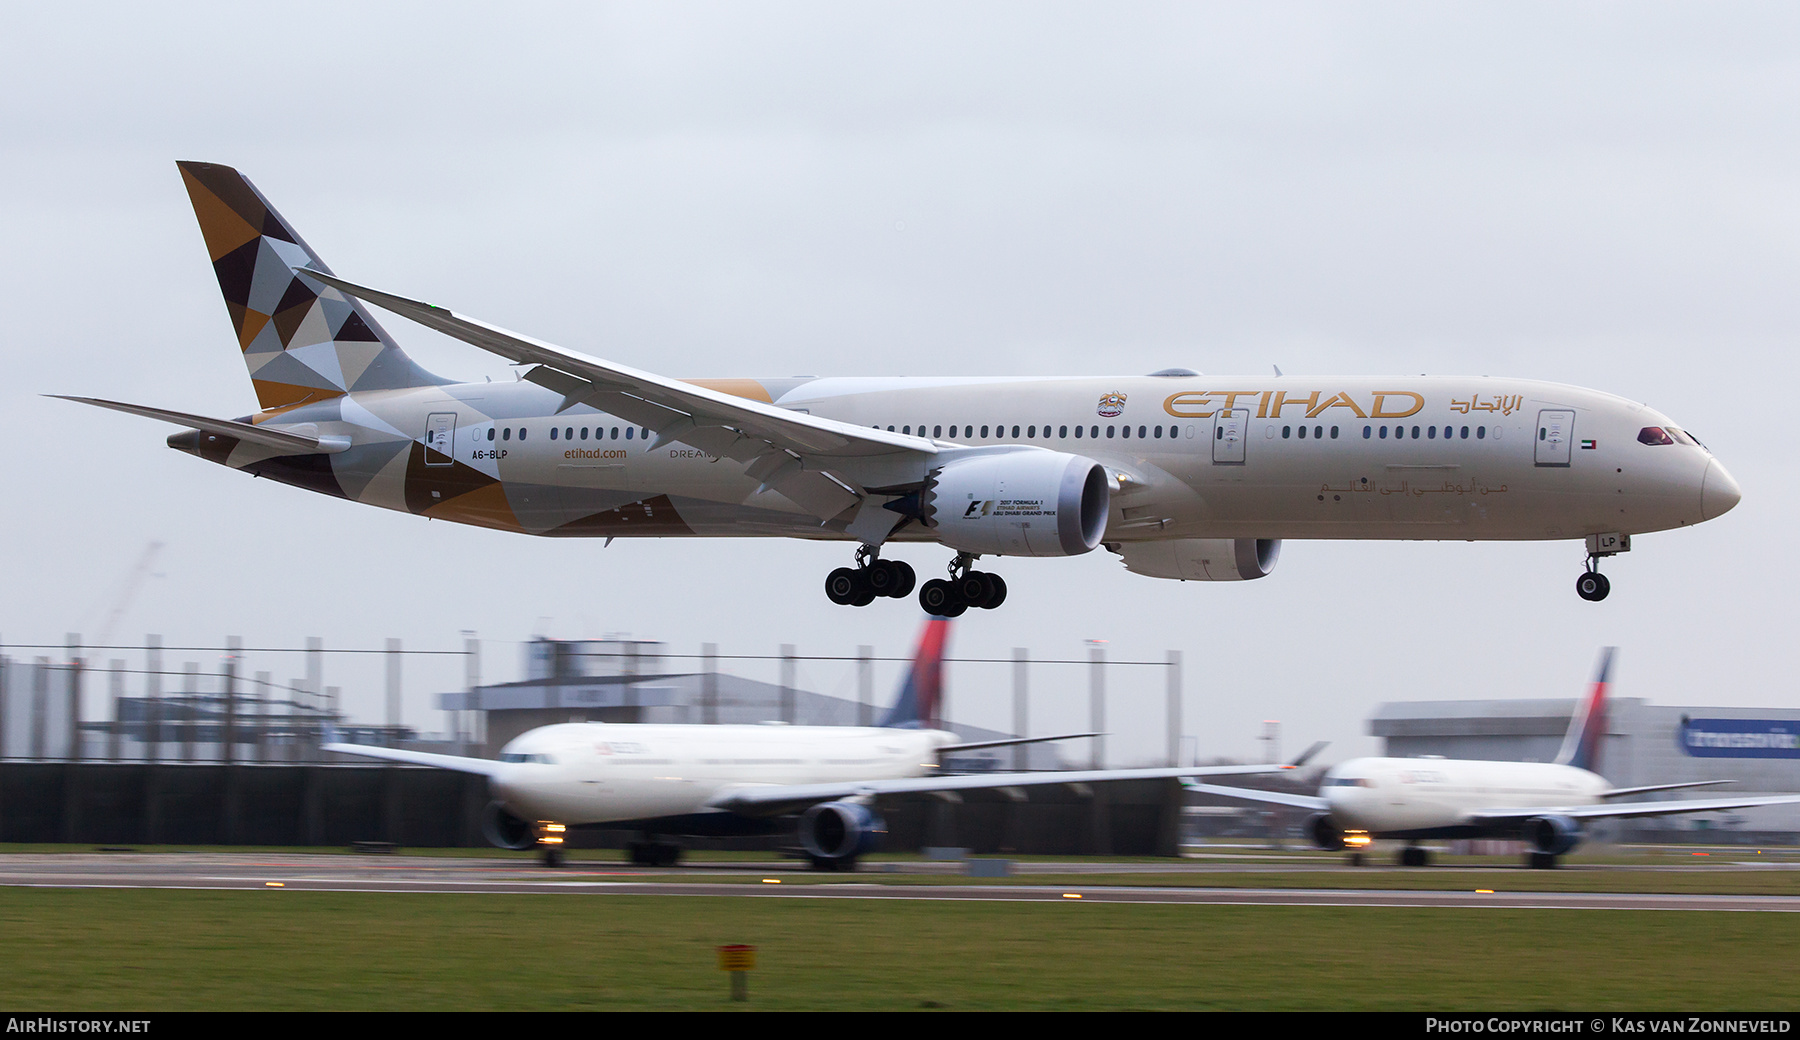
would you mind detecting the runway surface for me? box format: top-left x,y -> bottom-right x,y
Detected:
0,852 -> 1796,911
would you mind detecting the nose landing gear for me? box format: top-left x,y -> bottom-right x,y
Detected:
1576,533 -> 1628,602
825,545 -> 917,607
919,553 -> 1008,617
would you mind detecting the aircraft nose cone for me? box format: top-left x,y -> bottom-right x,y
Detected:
1702,459 -> 1742,520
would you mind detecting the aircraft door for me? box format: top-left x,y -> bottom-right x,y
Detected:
425,412 -> 457,466
1213,409 -> 1248,464
1534,409 -> 1574,467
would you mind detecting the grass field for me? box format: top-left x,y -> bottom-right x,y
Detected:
0,887 -> 1796,1010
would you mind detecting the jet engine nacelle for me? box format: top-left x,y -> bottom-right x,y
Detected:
482,801 -> 538,851
1527,815 -> 1583,856
926,451 -> 1110,557
798,801 -> 888,862
1114,538 -> 1281,581
1307,813 -> 1346,852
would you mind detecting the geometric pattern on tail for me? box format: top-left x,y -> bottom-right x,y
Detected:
177,161 -> 446,412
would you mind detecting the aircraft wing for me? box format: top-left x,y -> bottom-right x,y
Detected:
1466,793 -> 1800,825
1598,780 -> 1733,799
322,741 -> 511,779
49,396 -> 349,455
298,269 -> 937,527
705,763 -> 1294,817
1178,782 -> 1330,813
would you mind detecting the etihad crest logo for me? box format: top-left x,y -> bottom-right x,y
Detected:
1096,392 -> 1127,417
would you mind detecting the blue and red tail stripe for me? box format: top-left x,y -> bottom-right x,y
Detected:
1556,647 -> 1615,772
878,618 -> 951,729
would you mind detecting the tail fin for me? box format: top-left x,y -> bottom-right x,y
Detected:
1554,647 -> 1615,772
877,618 -> 951,729
176,162 -> 448,412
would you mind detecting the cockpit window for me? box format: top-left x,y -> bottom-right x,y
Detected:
1640,426 -> 1704,448
499,752 -> 555,764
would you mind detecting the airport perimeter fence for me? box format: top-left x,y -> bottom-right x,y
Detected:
0,635 -> 1200,771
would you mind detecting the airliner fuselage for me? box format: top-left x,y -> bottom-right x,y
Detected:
486,722 -> 954,827
174,372 -> 1735,564
1319,757 -> 1611,838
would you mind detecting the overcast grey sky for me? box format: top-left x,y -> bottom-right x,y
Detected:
3,2 -> 1797,763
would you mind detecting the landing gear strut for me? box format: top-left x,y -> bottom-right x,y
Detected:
919,553 -> 1008,617
825,545 -> 916,607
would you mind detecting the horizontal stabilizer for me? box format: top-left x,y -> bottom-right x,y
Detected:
50,396 -> 348,455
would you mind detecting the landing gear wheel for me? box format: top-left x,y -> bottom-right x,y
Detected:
956,571 -> 994,606
1575,571 -> 1611,602
826,567 -> 861,605
887,560 -> 916,598
1398,846 -> 1430,868
866,559 -> 901,597
919,579 -> 966,618
1527,851 -> 1560,870
541,845 -> 565,868
981,573 -> 1007,609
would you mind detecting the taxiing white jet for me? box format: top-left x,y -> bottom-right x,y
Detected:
1187,649 -> 1800,868
326,618 -> 1296,869
62,164 -> 1742,612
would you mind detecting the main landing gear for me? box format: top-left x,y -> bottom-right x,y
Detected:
825,545 -> 917,607
918,553 -> 1007,618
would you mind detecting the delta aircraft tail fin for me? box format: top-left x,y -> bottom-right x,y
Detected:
1554,647 -> 1615,772
878,617 -> 950,729
176,162 -> 448,412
